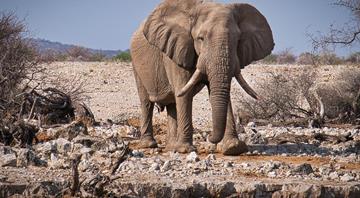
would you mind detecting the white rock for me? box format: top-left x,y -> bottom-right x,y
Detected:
0,154 -> 16,167
329,172 -> 339,180
247,122 -> 256,128
161,160 -> 171,172
149,163 -> 160,171
268,171 -> 277,178
186,152 -> 200,163
340,173 -> 355,182
169,152 -> 180,160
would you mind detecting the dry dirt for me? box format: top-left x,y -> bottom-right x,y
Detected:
1,61 -> 360,197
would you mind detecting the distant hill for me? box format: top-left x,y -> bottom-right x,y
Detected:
30,38 -> 122,57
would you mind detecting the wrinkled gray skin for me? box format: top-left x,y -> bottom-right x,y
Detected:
130,0 -> 274,155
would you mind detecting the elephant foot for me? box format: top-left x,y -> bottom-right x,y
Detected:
139,136 -> 158,148
165,142 -> 196,153
218,137 -> 248,156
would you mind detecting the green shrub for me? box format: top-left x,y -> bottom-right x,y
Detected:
113,51 -> 131,62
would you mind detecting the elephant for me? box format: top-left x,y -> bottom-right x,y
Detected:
130,0 -> 274,155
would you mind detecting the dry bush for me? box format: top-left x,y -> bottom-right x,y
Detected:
41,74 -> 89,104
66,46 -> 92,61
65,46 -> 106,62
317,52 -> 344,65
310,69 -> 360,123
0,13 -> 93,146
38,49 -> 67,62
346,52 -> 360,64
308,0 -> 359,58
237,67 -> 360,125
333,68 -> 360,121
297,52 -> 316,65
276,49 -> 296,64
237,69 -> 317,123
0,13 -> 41,117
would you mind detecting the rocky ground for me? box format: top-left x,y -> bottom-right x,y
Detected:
1,62 -> 360,197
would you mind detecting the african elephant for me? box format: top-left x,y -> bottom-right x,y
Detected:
130,0 -> 274,155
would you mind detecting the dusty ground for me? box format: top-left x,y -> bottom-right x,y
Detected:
1,61 -> 360,197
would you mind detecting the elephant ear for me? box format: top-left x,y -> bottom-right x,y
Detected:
230,4 -> 275,68
143,0 -> 199,68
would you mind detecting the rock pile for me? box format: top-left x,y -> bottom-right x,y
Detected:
0,120 -> 360,197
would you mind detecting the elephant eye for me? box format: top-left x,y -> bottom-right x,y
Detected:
197,36 -> 204,41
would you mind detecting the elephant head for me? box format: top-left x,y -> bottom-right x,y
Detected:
143,0 -> 274,143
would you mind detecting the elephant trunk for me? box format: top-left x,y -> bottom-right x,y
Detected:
207,39 -> 231,144
208,83 -> 230,143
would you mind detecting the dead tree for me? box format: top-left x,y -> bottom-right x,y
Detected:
309,0 -> 360,52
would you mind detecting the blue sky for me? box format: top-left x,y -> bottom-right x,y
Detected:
1,0 -> 358,56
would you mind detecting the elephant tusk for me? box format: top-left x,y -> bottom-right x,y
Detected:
235,72 -> 259,100
177,69 -> 202,97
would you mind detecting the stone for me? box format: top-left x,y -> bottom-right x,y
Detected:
329,172 -> 339,180
186,152 -> 200,163
34,142 -> 56,156
49,153 -> 69,169
80,147 -> 94,159
0,146 -> 15,155
268,171 -> 277,178
223,161 -> 233,168
0,153 -> 17,167
169,152 -> 180,160
71,143 -> 85,153
206,154 -> 216,161
161,160 -> 171,172
247,122 -> 256,128
0,175 -> 7,182
52,138 -> 71,154
150,163 -> 160,171
340,173 -> 355,182
132,150 -> 144,158
73,135 -> 100,147
62,121 -> 88,140
293,163 -> 313,175
79,160 -> 93,172
16,149 -> 46,167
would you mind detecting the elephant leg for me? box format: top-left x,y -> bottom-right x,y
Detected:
164,103 -> 178,151
134,72 -> 157,148
218,100 -> 248,155
173,96 -> 196,153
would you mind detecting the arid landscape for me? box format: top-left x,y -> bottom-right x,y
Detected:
1,0 -> 360,197
1,61 -> 360,197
